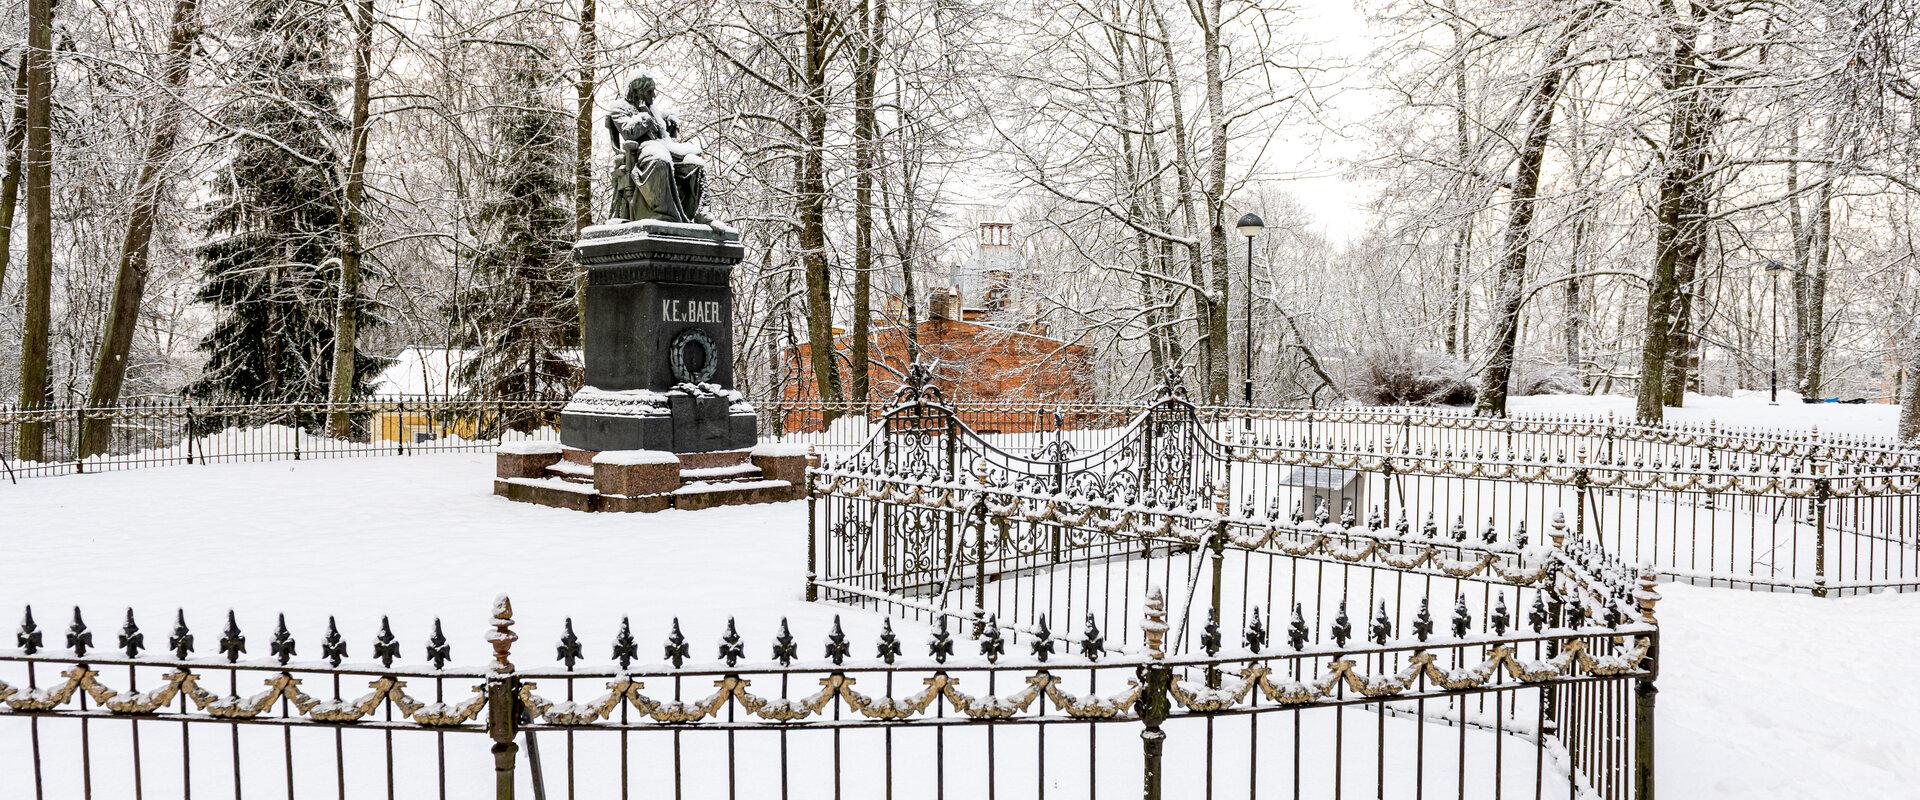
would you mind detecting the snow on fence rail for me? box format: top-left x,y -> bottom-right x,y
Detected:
6,388 -> 1915,594
9,392 -> 1916,479
807,370 -> 1658,799
1,583 -> 1654,800
0,397 -> 568,479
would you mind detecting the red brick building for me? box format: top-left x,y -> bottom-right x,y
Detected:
778,222 -> 1096,431
781,294 -> 1095,410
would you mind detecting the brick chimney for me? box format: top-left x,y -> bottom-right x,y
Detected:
929,288 -> 956,321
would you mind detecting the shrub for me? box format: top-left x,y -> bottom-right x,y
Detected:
1511,360 -> 1584,396
1351,347 -> 1477,407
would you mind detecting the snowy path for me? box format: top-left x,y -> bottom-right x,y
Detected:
1652,583 -> 1920,798
3,454 -> 1916,797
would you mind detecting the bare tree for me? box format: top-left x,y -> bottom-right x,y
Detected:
77,0 -> 201,457
327,0 -> 378,436
14,0 -> 56,459
847,0 -> 887,404
1475,1 -> 1605,416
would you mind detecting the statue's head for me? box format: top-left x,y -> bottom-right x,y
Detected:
625,75 -> 657,107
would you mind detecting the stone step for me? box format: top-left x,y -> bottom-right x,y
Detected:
671,479 -> 797,510
495,476 -> 798,512
548,454 -> 770,486
543,460 -> 595,484
679,462 -> 764,483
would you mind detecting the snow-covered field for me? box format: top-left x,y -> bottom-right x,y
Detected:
1510,391 -> 1902,440
4,452 -> 1917,797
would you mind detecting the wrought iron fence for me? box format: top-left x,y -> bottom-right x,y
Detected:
7,394 -> 1913,480
807,371 -> 1659,799
2,583 -> 1653,800
0,376 -> 1690,799
6,389 -> 1915,595
0,398 -> 568,480
785,378 -> 1918,597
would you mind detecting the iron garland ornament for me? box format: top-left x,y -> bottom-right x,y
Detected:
670,327 -> 719,384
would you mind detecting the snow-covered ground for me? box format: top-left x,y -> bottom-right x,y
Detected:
1510,391 -> 1901,441
1653,583 -> 1920,799
3,453 -> 1916,797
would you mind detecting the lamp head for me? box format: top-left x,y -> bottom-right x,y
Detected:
1236,212 -> 1265,239
1763,259 -> 1787,273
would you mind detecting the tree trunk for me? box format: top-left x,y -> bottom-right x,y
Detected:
1194,0 -> 1231,403
1798,179 -> 1832,398
0,59 -> 29,297
1636,0 -> 1714,423
849,0 -> 885,405
1445,0 -> 1472,357
1144,0 -> 1207,386
14,0 -> 55,461
76,0 -> 200,459
1901,336 -> 1920,442
1565,207 -> 1588,387
327,0 -> 376,437
898,232 -> 920,364
1117,8 -> 1169,377
800,0 -> 843,423
1474,5 -> 1596,416
1785,121 -> 1808,388
1661,211 -> 1708,406
572,0 -> 596,333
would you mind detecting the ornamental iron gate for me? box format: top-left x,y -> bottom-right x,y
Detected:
806,368 -> 1658,800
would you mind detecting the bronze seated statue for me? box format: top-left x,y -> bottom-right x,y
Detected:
606,74 -> 710,226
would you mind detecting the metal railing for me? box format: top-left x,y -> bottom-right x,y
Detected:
6,391 -> 1914,595
1,585 -> 1653,800
806,372 -> 1659,799
0,397 -> 567,480
6,394 -> 1913,480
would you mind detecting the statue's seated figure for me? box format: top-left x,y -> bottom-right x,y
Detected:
607,75 -> 709,225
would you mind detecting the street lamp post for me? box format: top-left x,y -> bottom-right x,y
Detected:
1235,212 -> 1265,422
1764,259 -> 1788,405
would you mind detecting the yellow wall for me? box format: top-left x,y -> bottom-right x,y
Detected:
373,411 -> 482,443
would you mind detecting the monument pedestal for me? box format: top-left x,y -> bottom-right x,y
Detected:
496,219 -> 783,513
557,219 -> 757,454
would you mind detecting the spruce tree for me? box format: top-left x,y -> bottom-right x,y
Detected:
187,1 -> 381,403
454,33 -> 580,415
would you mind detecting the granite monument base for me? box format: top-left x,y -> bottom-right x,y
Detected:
492,441 -> 810,513
559,392 -> 757,453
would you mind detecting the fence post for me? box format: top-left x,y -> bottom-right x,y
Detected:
1051,432 -> 1066,566
1543,514 -> 1567,727
1207,483 -> 1229,689
1378,452 -> 1395,521
184,404 -> 196,465
1142,410 -> 1156,491
805,447 -> 820,603
1137,589 -> 1172,800
1811,464 -> 1830,598
486,596 -> 521,800
1634,569 -> 1660,800
397,399 -> 408,456
1572,465 -> 1590,542
972,464 -> 990,638
292,403 -> 302,461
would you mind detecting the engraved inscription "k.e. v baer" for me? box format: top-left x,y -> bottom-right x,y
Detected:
661,299 -> 723,324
